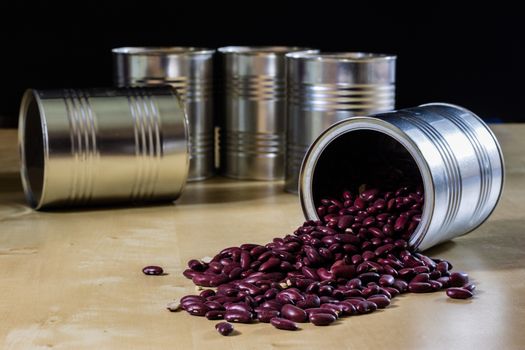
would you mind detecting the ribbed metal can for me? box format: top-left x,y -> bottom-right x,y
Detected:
285,52 -> 396,193
18,86 -> 188,210
112,47 -> 214,181
218,46 -> 317,180
299,103 -> 505,251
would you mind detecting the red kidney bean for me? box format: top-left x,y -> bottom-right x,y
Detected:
296,294 -> 321,309
384,287 -> 400,298
392,279 -> 408,293
411,273 -> 430,283
436,261 -> 450,274
186,303 -> 210,316
408,282 -> 433,293
446,287 -> 474,299
270,317 -> 298,331
338,301 -> 357,315
463,283 -> 476,292
215,322 -> 234,336
142,265 -> 164,275
359,272 -> 380,284
200,289 -> 216,299
367,294 -> 391,308
225,303 -> 252,313
379,274 -> 395,287
449,272 -> 469,287
257,309 -> 280,322
429,280 -> 443,290
413,266 -> 430,274
362,285 -> 380,297
206,310 -> 225,320
259,257 -> 282,272
224,310 -> 252,323
305,308 -> 338,319
281,304 -> 308,322
354,300 -> 377,314
205,301 -> 224,310
309,313 -> 336,326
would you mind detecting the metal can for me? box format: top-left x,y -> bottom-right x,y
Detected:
299,103 -> 505,251
112,47 -> 214,181
285,52 -> 396,193
18,87 -> 188,210
218,46 -> 317,180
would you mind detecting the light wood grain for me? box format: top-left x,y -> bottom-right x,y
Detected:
0,126 -> 524,350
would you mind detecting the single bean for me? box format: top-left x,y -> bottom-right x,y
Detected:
408,282 -> 433,293
281,304 -> 308,322
379,274 -> 395,287
367,294 -> 391,308
310,313 -> 337,326
449,272 -> 469,287
142,265 -> 164,276
270,317 -> 298,331
224,310 -> 252,323
446,287 -> 474,299
186,303 -> 209,316
215,322 -> 234,336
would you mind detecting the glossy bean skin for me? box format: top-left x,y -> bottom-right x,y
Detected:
309,313 -> 337,326
446,287 -> 474,299
367,295 -> 391,308
215,322 -> 234,336
270,317 -> 298,331
449,272 -> 469,287
142,265 -> 164,275
206,310 -> 225,320
224,310 -> 252,323
281,304 -> 308,323
408,282 -> 433,293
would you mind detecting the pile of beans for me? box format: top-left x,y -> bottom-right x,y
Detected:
174,186 -> 475,334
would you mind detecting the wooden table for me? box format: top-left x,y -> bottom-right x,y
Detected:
1,126 -> 524,349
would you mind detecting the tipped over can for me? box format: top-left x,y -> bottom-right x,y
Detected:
19,86 -> 189,209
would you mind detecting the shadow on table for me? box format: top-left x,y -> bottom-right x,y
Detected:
424,218 -> 525,272
178,176 -> 289,205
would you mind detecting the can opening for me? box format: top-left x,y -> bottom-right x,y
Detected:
20,93 -> 45,208
311,129 -> 423,206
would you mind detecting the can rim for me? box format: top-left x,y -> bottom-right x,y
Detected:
218,46 -> 314,56
112,47 -> 215,56
286,51 -> 396,63
18,89 -> 49,210
298,116 -> 435,251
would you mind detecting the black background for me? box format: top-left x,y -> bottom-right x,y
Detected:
0,2 -> 523,127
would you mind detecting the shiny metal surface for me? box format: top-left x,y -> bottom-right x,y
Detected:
218,46 -> 317,180
113,47 -> 214,181
285,52 -> 396,193
18,87 -> 188,210
300,103 -> 505,251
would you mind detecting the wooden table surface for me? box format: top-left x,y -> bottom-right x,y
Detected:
1,126 -> 524,350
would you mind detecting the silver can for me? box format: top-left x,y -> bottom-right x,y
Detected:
112,47 -> 214,181
218,46 -> 317,180
19,87 -> 188,210
285,52 -> 396,193
299,103 -> 505,251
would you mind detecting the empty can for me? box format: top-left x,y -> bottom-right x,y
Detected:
285,52 -> 396,193
113,47 -> 214,181
18,87 -> 188,210
218,46 -> 317,180
299,103 -> 505,251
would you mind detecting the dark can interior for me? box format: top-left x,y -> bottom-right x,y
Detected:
22,95 -> 45,207
311,129 -> 423,206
